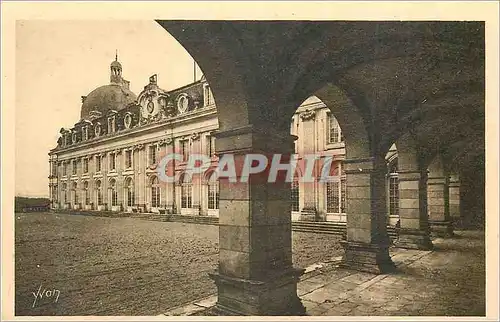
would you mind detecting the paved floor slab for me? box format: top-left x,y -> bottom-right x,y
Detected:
162,230 -> 485,317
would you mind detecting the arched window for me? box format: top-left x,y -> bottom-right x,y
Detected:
388,160 -> 399,218
181,174 -> 192,209
109,178 -> 118,206
151,176 -> 161,208
328,113 -> 343,144
290,178 -> 300,212
207,172 -> 219,210
83,181 -> 90,205
72,182 -> 78,204
125,177 -> 135,207
95,180 -> 102,205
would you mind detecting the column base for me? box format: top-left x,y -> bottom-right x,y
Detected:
299,207 -> 318,221
429,220 -> 454,237
339,240 -> 395,274
394,228 -> 433,250
208,267 -> 306,316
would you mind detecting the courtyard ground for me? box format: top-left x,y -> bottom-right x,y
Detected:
14,212 -> 344,316
165,230 -> 486,317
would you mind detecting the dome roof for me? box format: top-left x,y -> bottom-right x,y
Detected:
111,60 -> 122,68
80,84 -> 137,119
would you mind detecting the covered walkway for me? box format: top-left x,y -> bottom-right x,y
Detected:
157,21 -> 486,315
162,230 -> 485,316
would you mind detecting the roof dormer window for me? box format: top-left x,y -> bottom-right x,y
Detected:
107,116 -> 116,134
82,126 -> 89,141
203,84 -> 213,107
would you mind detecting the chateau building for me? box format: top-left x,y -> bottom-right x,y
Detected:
48,56 -> 456,227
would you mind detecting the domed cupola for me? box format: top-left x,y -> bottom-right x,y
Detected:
79,51 -> 137,119
110,51 -> 123,84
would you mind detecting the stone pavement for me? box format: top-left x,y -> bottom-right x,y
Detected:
160,230 -> 485,316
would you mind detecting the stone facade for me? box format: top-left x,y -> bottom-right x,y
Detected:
48,57 -> 460,231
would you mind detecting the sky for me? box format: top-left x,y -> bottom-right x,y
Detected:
15,20 -> 202,197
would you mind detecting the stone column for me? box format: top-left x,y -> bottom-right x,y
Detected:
116,150 -> 124,210
165,139 -> 176,214
448,174 -> 461,227
427,175 -> 454,237
298,109 -> 318,221
209,126 -> 305,316
394,170 -> 433,250
191,133 -> 201,216
134,144 -> 145,210
340,157 -> 395,274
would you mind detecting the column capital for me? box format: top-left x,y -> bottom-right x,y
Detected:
428,176 -> 447,185
343,157 -> 378,174
397,170 -> 425,181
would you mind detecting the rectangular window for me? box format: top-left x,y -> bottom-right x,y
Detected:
204,85 -> 212,106
389,175 -> 399,217
149,145 -> 157,165
97,190 -> 102,205
181,184 -> 192,208
85,189 -> 90,205
96,156 -> 102,172
128,190 -> 135,207
328,114 -> 343,144
63,163 -> 67,176
51,162 -> 57,176
72,160 -> 77,175
326,180 -> 340,213
125,150 -> 132,168
83,158 -> 89,173
111,190 -> 118,206
290,180 -> 300,212
74,189 -> 79,204
109,153 -> 116,170
208,183 -> 219,210
340,177 -> 347,213
151,187 -> 160,208
181,140 -> 189,162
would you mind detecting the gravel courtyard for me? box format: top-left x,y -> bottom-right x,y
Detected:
15,212 -> 344,316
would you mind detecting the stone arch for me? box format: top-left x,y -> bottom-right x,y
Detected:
314,84 -> 371,159
156,21 -> 483,315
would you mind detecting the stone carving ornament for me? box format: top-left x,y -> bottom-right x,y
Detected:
300,109 -> 316,121
190,132 -> 200,141
133,144 -> 144,151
